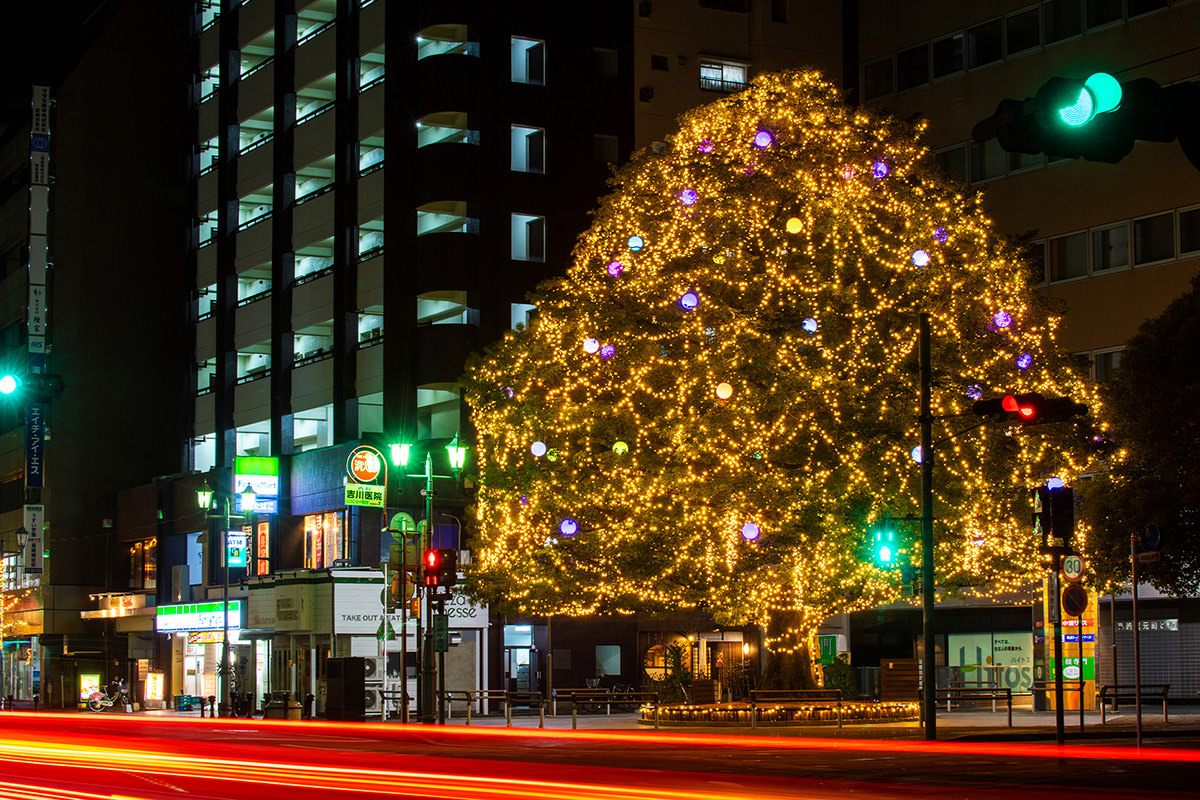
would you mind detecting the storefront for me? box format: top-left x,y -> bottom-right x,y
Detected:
156,599 -> 248,705
247,567 -> 490,716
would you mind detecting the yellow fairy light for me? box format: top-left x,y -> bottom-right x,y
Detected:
462,69 -> 1106,673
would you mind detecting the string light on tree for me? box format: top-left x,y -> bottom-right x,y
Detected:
463,69 -> 1104,676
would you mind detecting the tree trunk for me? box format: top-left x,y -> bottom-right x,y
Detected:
759,608 -> 819,690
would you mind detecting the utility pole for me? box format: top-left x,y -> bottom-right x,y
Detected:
919,313 -> 936,741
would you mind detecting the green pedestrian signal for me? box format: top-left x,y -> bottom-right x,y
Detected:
872,526 -> 896,565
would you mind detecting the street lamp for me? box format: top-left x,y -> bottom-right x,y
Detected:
389,434 -> 469,724
196,479 -> 256,717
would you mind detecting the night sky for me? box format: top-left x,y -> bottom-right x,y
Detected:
0,1 -> 113,135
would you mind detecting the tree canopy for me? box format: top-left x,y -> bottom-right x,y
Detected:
1080,272 -> 1200,595
462,71 -> 1104,660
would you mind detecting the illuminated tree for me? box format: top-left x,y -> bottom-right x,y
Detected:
463,71 -> 1104,685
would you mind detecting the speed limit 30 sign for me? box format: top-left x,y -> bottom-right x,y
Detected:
1062,554 -> 1085,583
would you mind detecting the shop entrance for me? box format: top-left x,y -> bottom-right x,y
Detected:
503,625 -> 538,697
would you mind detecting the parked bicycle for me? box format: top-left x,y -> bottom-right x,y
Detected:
87,679 -> 133,713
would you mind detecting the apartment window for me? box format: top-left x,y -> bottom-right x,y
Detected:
1045,0 -> 1083,43
934,145 -> 967,183
1180,207 -> 1200,254
1133,212 -> 1174,265
512,37 -> 546,85
511,125 -> 546,173
1091,223 -> 1129,272
1006,7 -> 1041,55
512,213 -> 546,261
969,138 -> 1006,182
511,303 -> 536,330
1047,231 -> 1088,282
1093,349 -> 1123,383
1024,240 -> 1047,285
931,34 -> 963,79
863,58 -> 894,100
896,44 -> 929,92
967,19 -> 1002,69
594,134 -> 620,164
700,60 -> 749,93
651,54 -> 669,71
593,47 -> 618,77
1086,0 -> 1122,28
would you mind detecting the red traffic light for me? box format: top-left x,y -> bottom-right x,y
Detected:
422,548 -> 458,589
973,393 -> 1087,425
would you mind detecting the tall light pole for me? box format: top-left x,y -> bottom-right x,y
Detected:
389,434 -> 468,724
196,480 -> 256,717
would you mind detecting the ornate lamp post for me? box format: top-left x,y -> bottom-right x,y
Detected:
389,434 -> 469,724
196,480 -> 256,716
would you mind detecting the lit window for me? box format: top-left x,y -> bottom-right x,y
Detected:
512,213 -> 546,261
512,37 -> 545,85
418,383 -> 461,440
511,125 -> 545,173
700,60 -> 749,93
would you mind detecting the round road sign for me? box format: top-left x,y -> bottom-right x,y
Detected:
1061,583 -> 1088,617
1062,554 -> 1085,583
1140,524 -> 1162,552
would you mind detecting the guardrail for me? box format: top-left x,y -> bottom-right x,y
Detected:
1099,684 -> 1170,724
442,690 -> 546,727
936,686 -> 1014,726
565,691 -> 660,729
748,689 -> 843,729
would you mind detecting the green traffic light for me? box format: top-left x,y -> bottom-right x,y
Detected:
1058,72 -> 1122,127
873,528 -> 895,565
0,375 -> 17,395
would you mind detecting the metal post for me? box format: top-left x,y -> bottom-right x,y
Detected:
438,597 -> 446,724
420,452 -> 435,724
1050,559 -> 1065,745
1110,590 -> 1119,711
1078,610 -> 1085,733
221,499 -> 231,718
918,312 -> 936,741
1131,533 -> 1143,748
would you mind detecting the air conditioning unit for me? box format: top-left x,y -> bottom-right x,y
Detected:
363,656 -> 385,682
364,686 -> 383,716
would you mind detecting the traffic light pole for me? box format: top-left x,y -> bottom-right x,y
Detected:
420,451 -> 436,724
919,313 -> 937,741
1049,554 -> 1065,746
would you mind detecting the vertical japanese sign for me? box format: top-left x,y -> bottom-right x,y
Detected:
23,504 -> 43,574
26,404 -> 44,488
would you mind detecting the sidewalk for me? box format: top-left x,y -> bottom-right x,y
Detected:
41,700 -> 1200,745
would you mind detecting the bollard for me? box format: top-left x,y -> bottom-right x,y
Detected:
207,695 -> 217,718
32,694 -> 38,713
